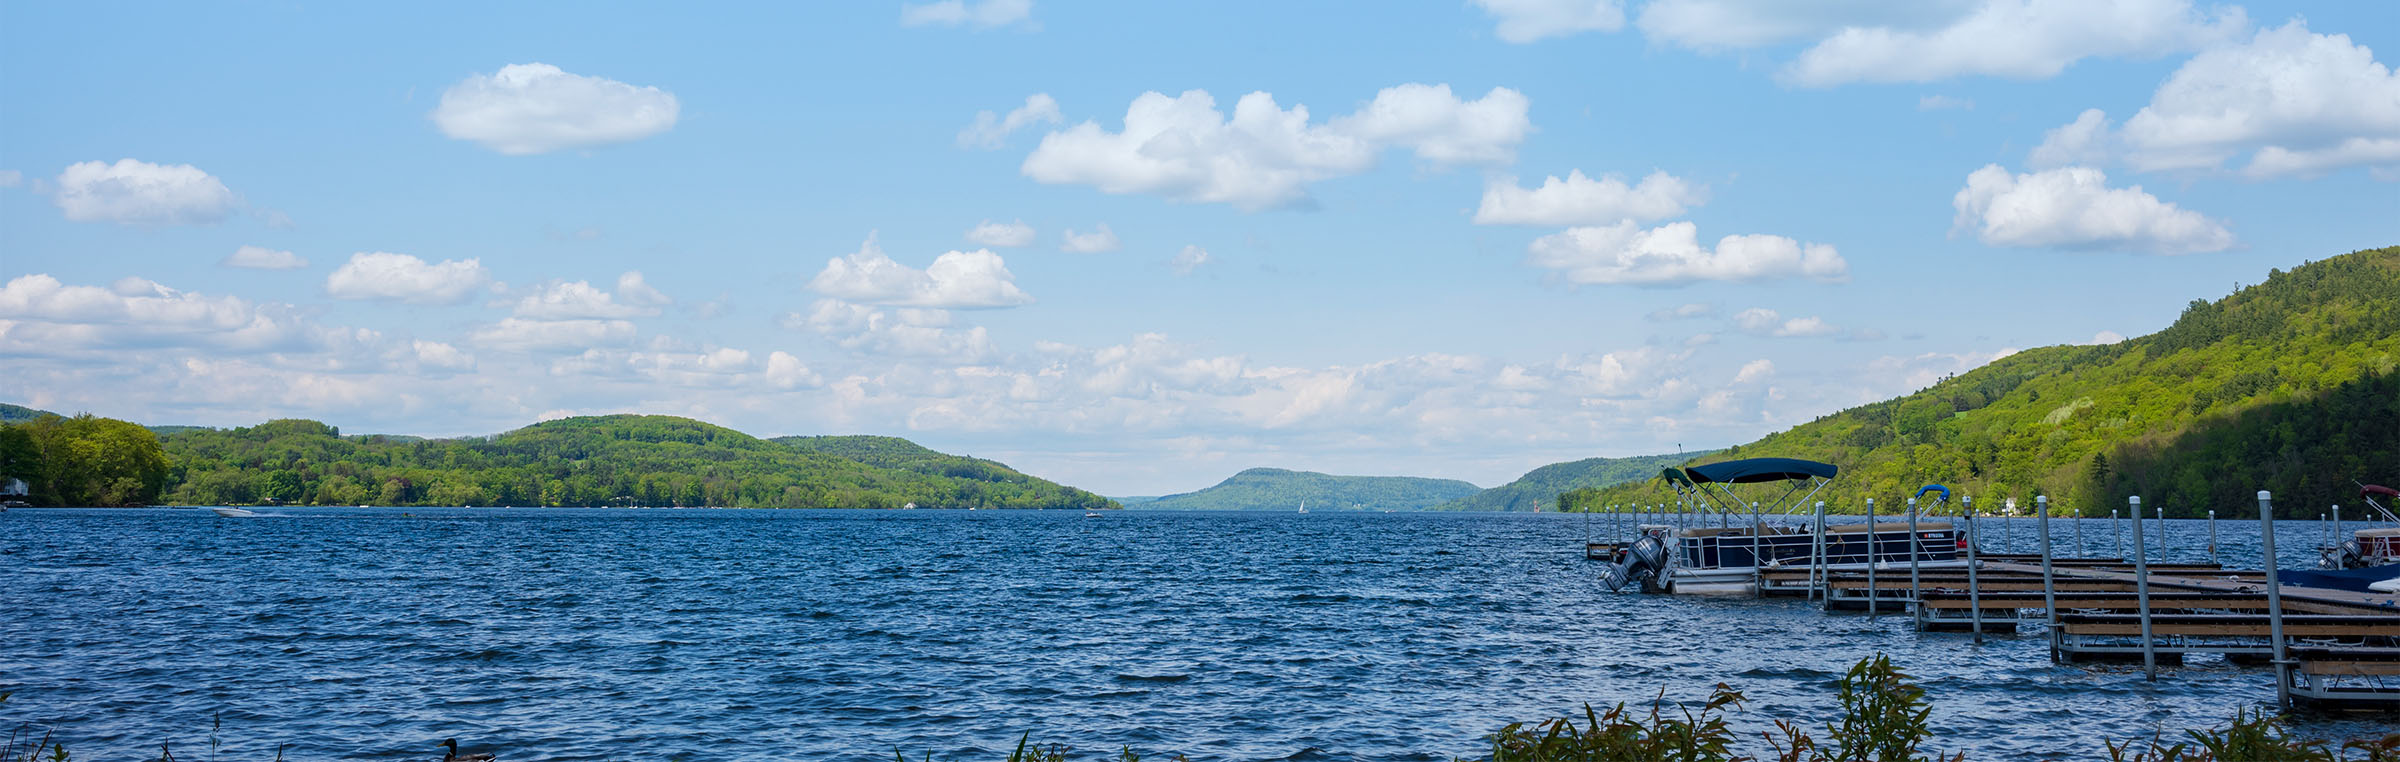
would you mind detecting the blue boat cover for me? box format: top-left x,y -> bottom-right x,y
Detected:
1684,457 -> 1838,484
1916,484 -> 1950,499
2278,566 -> 2400,594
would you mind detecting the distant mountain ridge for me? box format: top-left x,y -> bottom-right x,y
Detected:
1136,467 -> 1481,511
1429,451 -> 1718,512
0,411 -> 1117,510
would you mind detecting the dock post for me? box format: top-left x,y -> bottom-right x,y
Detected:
2259,490 -> 2291,709
2075,508 -> 2087,557
2131,496 -> 2156,680
2208,510 -> 2218,565
2002,508 -> 2012,551
1811,501 -> 1827,601
2322,512 -> 2329,549
2038,495 -> 2058,661
1965,496 -> 1983,643
1908,497 -> 1921,621
2113,509 -> 2123,560
1866,497 -> 1878,617
2334,504 -> 2342,552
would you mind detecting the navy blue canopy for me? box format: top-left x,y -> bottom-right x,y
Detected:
1685,457 -> 1839,484
1916,484 -> 1950,499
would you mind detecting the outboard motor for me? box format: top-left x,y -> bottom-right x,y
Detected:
1600,532 -> 1668,592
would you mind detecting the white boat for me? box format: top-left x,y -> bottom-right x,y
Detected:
1597,458 -> 1967,597
1297,500 -> 1309,514
1084,510 -> 1103,518
211,507 -> 259,518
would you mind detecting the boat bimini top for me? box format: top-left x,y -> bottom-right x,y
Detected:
1678,457 -> 1840,526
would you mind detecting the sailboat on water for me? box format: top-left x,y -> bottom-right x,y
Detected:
1297,500 -> 1308,514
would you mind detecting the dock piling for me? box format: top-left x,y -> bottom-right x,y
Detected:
2076,509 -> 2087,557
1966,496 -> 1983,643
2208,510 -> 2218,565
1811,501 -> 1827,601
2038,495 -> 2058,661
1866,497 -> 1879,617
2113,509 -> 2123,560
1909,497 -> 1922,621
2131,496 -> 2156,680
2259,490 -> 2291,709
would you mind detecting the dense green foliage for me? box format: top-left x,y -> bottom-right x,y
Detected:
1434,451 -> 1719,512
149,414 -> 1115,510
1569,246 -> 2400,518
0,414 -> 170,506
1135,467 -> 1482,511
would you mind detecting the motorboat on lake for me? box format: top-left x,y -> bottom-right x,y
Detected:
2284,483 -> 2400,593
210,507 -> 259,518
1596,457 -> 1964,596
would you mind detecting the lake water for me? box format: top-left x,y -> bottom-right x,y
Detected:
2,508 -> 2392,761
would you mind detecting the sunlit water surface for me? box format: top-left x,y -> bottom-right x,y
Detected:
3,508 -> 2391,760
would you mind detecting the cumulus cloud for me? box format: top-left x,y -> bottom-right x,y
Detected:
511,273 -> 671,319
788,298 -> 995,363
966,219 -> 1036,247
411,340 -> 475,370
1732,359 -> 1776,384
1473,0 -> 1624,43
1733,308 -> 1838,337
222,245 -> 307,270
469,317 -> 637,352
432,63 -> 679,155
325,252 -> 492,304
1525,221 -> 1848,286
2031,21 -> 2400,177
1951,164 -> 2232,253
0,274 -> 327,355
1474,170 -> 1705,225
1060,223 -> 1121,253
1782,0 -> 2243,86
52,159 -> 239,227
1170,245 -> 1212,275
807,234 -> 1033,309
959,94 -> 1062,149
901,0 -> 1033,29
1021,83 -> 1530,210
2088,330 -> 2128,345
1646,303 -> 1715,321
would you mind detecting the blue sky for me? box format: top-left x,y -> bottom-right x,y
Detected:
3,0 -> 2395,496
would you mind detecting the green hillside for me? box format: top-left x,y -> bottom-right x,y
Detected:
1430,450 -> 1720,512
1136,467 -> 1482,511
132,414 -> 1115,510
1,403 -> 59,423
1568,246 -> 2400,518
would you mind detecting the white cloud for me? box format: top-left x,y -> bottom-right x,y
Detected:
1733,359 -> 1776,384
1474,0 -> 1624,43
325,252 -> 492,304
2088,330 -> 2127,345
965,219 -> 1037,247
431,63 -> 679,155
808,234 -> 1033,309
1781,0 -> 2244,86
958,94 -> 1062,149
222,245 -> 308,270
1637,0 -> 1967,50
1021,84 -> 1529,210
1646,303 -> 1716,321
789,298 -> 995,363
1951,164 -> 2232,254
765,351 -> 820,389
1732,308 -> 1838,337
511,274 -> 670,319
1525,221 -> 1848,286
901,0 -> 1033,29
411,340 -> 475,370
1170,245 -> 1212,275
1918,95 -> 1976,111
0,274 -> 327,354
1060,223 -> 1121,253
469,317 -> 637,352
52,159 -> 239,227
1474,170 -> 1705,226
2034,21 -> 2400,177
616,271 -> 671,308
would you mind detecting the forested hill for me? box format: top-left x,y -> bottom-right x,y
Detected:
25,413 -> 1115,510
1136,468 -> 1482,511
1567,246 -> 2400,519
1430,450 -> 1719,512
